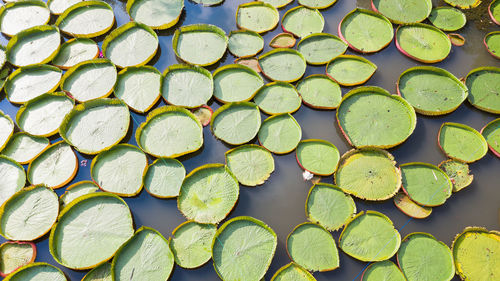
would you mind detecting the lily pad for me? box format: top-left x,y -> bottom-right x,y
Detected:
306,183 -> 356,231
270,262 -> 316,281
0,185 -> 59,241
281,6 -> 324,38
60,181 -> 99,208
444,0 -> 481,9
299,0 -> 338,9
371,0 -> 432,24
393,192 -> 432,219
465,67 -> 500,114
236,2 -> 279,33
0,1 -> 50,36
482,118 -> 500,158
59,98 -> 130,155
55,1 -> 115,38
253,82 -> 302,114
178,164 -> 238,224
297,33 -> 347,65
225,144 -> 275,186
438,122 -> 488,163
397,66 -> 468,115
3,262 -> 66,281
429,7 -> 467,31
1,133 -> 49,164
296,75 -> 342,109
287,222 -> 339,272
126,0 -> 183,30
438,159 -> 474,192
0,156 -> 25,215
395,23 -> 451,63
448,33 -> 465,46
259,48 -> 307,82
170,221 -> 216,269
491,0 -> 500,25
485,31 -> 500,59
258,113 -> 302,154
49,193 -> 134,270
361,260 -> 406,281
269,33 -> 296,48
60,59 -> 117,102
0,241 -> 36,277
211,102 -> 261,145
162,64 -> 213,108
398,232 -> 455,281
192,105 -> 213,127
82,262 -> 111,281
326,55 -> 376,86
339,211 -> 401,261
296,139 -> 340,176
172,24 -> 228,66
0,110 -> 14,151
339,8 -> 394,53
192,0 -> 224,6
228,30 -> 264,58
91,144 -> 147,197
144,158 -> 185,198
212,216 -> 277,281
47,0 -> 86,15
213,64 -> 264,103
334,148 -> 401,201
52,38 -> 99,69
261,0 -> 293,8
235,57 -> 261,73
115,66 -> 161,113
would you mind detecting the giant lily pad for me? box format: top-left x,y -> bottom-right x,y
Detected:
438,159 -> 474,192
438,122 -> 488,163
0,241 -> 36,277
393,192 -> 432,219
211,102 -> 261,145
485,31 -> 500,59
236,2 -> 279,33
51,38 -> 99,69
296,139 -> 340,176
398,232 -> 455,281
428,7 -> 467,31
296,75 -> 342,109
491,0 -> 500,25
59,98 -> 130,155
481,118 -> 500,158
213,64 -> 264,103
60,181 -> 99,208
444,0 -> 481,9
81,262 -> 111,281
3,262 -> 66,281
299,0 -> 338,9
55,1 -> 115,38
126,0 -> 183,30
4,64 -> 61,104
91,144 -> 147,197
297,33 -> 347,65
281,6 -> 324,38
253,82 -> 302,114
397,66 -> 468,115
259,49 -> 306,82
361,260 -> 406,281
1,133 -> 49,164
0,185 -> 59,241
326,55 -> 376,86
49,193 -> 134,270
136,106 -> 203,158
225,144 -> 275,186
335,148 -> 401,201
162,64 -> 213,108
465,67 -> 500,114
115,66 -> 161,113
212,216 -> 277,281
170,221 -> 216,269
228,30 -> 264,58
395,23 -> 451,63
258,113 -> 302,154
337,86 -> 416,148
0,1 -> 50,37
0,156 -> 25,209
371,0 -> 432,24
270,262 -> 316,281
143,158 -> 185,198
0,110 -> 14,151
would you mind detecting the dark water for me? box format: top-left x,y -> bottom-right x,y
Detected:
0,0 -> 499,280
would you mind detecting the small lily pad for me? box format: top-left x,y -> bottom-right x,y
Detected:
126,0 -> 183,30
490,0 -> 500,25
259,48 -> 307,82
0,241 -> 36,277
236,2 -> 279,33
297,33 -> 347,65
0,110 -> 14,151
429,7 -> 467,31
482,118 -> 500,158
162,64 -> 213,108
60,181 -> 99,208
270,33 -> 296,48
225,144 -> 275,186
296,139 -> 340,176
55,1 -> 115,38
361,260 -> 406,281
5,64 -> 62,104
0,156 -> 25,207
371,0 -> 432,24
253,82 -> 302,115
228,30 -> 264,58
270,262 -> 316,281
3,262 -> 66,281
296,74 -> 342,109
51,38 -> 99,69
235,57 -> 261,72
81,262 -> 111,281
143,158 -> 185,198
258,113 -> 302,154
6,25 -> 60,67
191,105 -> 213,127
393,192 -> 432,219
448,33 -> 465,46
192,0 -> 224,6
211,102 -> 261,145
485,31 -> 500,59
170,221 -> 216,269
396,23 -> 451,63
444,0 -> 481,9
438,122 -> 488,163
213,64 -> 264,103
1,133 -> 49,164
465,67 -> 500,114
115,66 -> 161,113
438,159 -> 474,192
0,0 -> 50,36
281,6 -> 324,38
326,55 -> 376,86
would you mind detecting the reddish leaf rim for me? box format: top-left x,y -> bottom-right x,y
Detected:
480,118 -> 500,158
0,241 -> 37,277
484,31 -> 500,59
395,23 -> 451,64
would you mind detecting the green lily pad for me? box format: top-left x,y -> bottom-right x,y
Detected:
6,25 -> 60,67
5,64 -> 61,104
429,7 -> 467,31
306,183 -> 356,231
192,0 -> 224,6
281,6 -> 324,38
299,0 -> 338,9
371,0 -> 432,24
213,64 -> 264,103
0,0 -> 50,37
444,0 -> 481,9
259,48 -> 307,82
287,222 -> 339,272
126,0 -> 183,30
449,33 -> 466,46
0,241 -> 36,277
60,181 -> 99,208
3,262 -> 66,281
55,1 -> 115,38
393,192 -> 432,219
115,66 -> 161,113
1,133 -> 49,164
296,74 -> 342,109
212,216 -> 277,281
491,0 -> 500,25
170,221 -> 216,269
51,38 -> 99,69
236,2 -> 279,33
228,30 -> 264,58
335,148 -> 401,200
465,67 -> 500,114
178,164 -> 239,224
270,262 -> 316,281
482,118 -> 500,158
296,139 -> 340,176
136,106 -> 203,158
82,262 -> 111,281
438,122 -> 488,163
0,46 -> 6,70
485,31 -> 500,59
326,55 -> 376,86
340,211 -> 401,261
211,102 -> 261,145
253,82 -> 302,114
269,33 -> 296,48
258,113 -> 302,154
0,156 -> 25,215
47,0 -> 85,15
225,144 -> 275,186
297,33 -> 347,65
361,260 -> 406,281
162,64 -> 213,108
0,110 -> 14,151
397,66 -> 468,115
261,0 -> 293,8
143,158 -> 185,198
396,23 -> 451,63
339,8 -> 394,53
398,232 -> 455,281
438,159 -> 474,192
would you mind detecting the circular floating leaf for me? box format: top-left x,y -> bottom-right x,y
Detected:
448,33 -> 465,46
438,122 -> 488,163
452,227 -> 500,281
397,66 -> 468,115
306,183 -> 356,231
429,7 -> 466,31
0,185 -> 59,241
213,64 -> 264,103
51,38 -> 99,69
482,118 -> 500,158
296,75 -> 342,109
491,0 -> 500,25
170,221 -> 216,269
0,241 -> 36,277
393,192 -> 432,219
335,148 -> 401,201
361,260 -> 406,281
270,262 -> 316,281
82,262 -> 111,281
1,133 -> 49,164
173,24 -> 228,66
340,211 -> 401,261
3,262 -> 66,281
144,158 -> 185,198
339,8 -> 394,53
178,164 -> 239,224
485,31 -> 500,59
112,226 -> 174,281
0,1 -> 50,37
337,86 -> 416,148
297,33 -> 347,65
192,0 -> 224,6
60,59 -> 117,102
395,23 -> 451,63
126,0 -> 183,30
287,222 -> 339,272
59,98 -> 130,155
398,232 -> 455,281
236,2 -> 279,33
55,1 -> 115,38
281,6 -> 324,38
115,66 -> 161,113
0,156 -> 25,207
16,93 -> 74,137
191,105 -> 213,127
225,144 -> 275,186
47,0 -> 86,15
235,57 -> 261,73
258,113 -> 302,154
259,48 -> 306,82
0,110 -> 14,151
465,67 -> 500,114
326,55 -> 376,86
60,181 -> 99,208
228,30 -> 264,58
162,64 -> 213,108
371,0 -> 432,24
253,82 -> 302,115
296,139 -> 339,176
299,0 -> 338,9
438,159 -> 473,192
261,0 -> 293,8
136,106 -> 203,158
211,102 -> 261,145
444,0 -> 481,9
212,216 -> 277,281
49,193 -> 134,270
269,33 -> 296,48
91,144 -> 147,197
